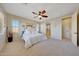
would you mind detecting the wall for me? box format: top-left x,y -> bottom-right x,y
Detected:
51,18 -> 62,40
0,11 -> 4,33
0,5 -> 6,51
40,15 -> 72,40
6,13 -> 37,32
40,18 -> 62,40
6,13 -> 38,41
0,5 -> 5,33
40,23 -> 46,34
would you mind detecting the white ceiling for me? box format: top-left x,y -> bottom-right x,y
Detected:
1,3 -> 79,22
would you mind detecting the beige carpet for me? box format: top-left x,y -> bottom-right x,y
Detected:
0,39 -> 79,56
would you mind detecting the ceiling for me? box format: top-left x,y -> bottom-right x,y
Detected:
1,3 -> 79,22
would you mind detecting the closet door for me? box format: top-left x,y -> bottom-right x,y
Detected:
62,17 -> 71,40
71,11 -> 77,46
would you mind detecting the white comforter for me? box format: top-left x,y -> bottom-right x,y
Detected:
22,31 -> 46,49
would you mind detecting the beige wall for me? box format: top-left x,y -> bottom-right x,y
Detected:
0,5 -> 5,33
5,13 -> 37,32
50,18 -> 62,40
41,18 -> 62,40
41,23 -> 46,34
0,5 -> 6,51
0,12 -> 4,33
42,15 -> 72,40
5,13 -> 38,41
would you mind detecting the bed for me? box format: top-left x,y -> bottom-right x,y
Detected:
22,30 -> 46,49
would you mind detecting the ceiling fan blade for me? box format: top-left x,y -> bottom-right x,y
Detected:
32,12 -> 38,15
42,10 -> 46,14
34,15 -> 38,18
42,15 -> 48,18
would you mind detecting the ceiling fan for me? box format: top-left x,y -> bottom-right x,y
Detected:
32,10 -> 48,20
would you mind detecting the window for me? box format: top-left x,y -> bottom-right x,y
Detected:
12,20 -> 19,33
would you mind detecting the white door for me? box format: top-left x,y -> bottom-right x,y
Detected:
71,11 -> 77,46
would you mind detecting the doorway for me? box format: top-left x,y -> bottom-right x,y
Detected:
62,17 -> 71,40
46,23 -> 51,39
